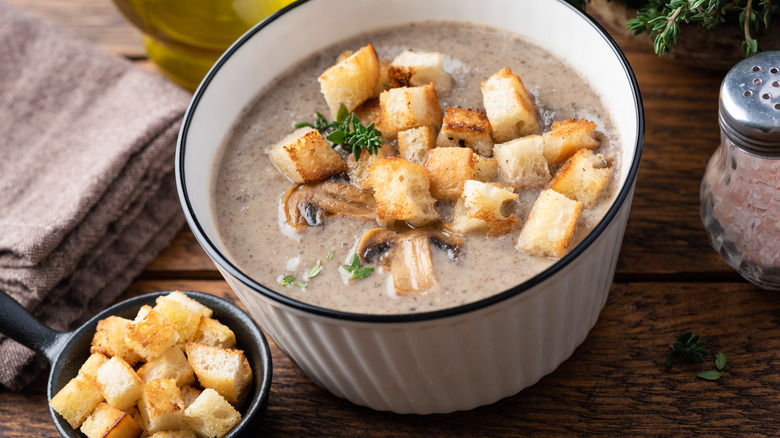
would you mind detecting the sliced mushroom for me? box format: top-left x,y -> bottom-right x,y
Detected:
282,180 -> 376,230
357,227 -> 461,296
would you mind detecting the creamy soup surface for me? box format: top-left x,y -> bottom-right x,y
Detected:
211,21 -> 621,315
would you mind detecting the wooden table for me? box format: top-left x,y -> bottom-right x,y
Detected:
4,1 -> 780,436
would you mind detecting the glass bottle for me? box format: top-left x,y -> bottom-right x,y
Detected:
701,51 -> 780,290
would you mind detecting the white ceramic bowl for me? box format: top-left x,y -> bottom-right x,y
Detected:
177,0 -> 644,414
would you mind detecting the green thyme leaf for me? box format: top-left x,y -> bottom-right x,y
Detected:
342,253 -> 374,281
697,369 -> 722,381
307,260 -> 323,279
715,352 -> 727,371
278,275 -> 296,286
326,252 -> 334,260
294,282 -> 308,289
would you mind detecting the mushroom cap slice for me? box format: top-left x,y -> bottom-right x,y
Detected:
282,179 -> 376,230
356,227 -> 461,296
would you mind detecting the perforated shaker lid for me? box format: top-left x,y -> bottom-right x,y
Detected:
719,51 -> 780,155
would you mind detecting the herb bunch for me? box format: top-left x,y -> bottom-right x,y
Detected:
568,0 -> 780,57
295,104 -> 384,161
665,331 -> 728,381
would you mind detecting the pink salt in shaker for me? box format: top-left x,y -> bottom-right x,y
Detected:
701,51 -> 780,290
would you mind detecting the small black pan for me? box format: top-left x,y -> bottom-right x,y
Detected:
0,289 -> 273,437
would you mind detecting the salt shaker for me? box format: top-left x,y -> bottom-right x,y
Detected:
700,51 -> 780,290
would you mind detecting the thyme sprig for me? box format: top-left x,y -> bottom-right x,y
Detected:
568,0 -> 780,57
295,104 -> 383,161
666,330 -> 711,367
341,253 -> 375,280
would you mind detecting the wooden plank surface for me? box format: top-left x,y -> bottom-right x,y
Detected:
3,0 -> 778,436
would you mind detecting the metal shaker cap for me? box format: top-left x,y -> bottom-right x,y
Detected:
719,51 -> 780,155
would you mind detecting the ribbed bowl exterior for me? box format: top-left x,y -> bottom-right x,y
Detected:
219,188 -> 632,414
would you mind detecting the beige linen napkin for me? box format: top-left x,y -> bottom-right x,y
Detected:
0,2 -> 191,390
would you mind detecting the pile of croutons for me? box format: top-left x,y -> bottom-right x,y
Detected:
270,43 -> 614,276
50,292 -> 252,438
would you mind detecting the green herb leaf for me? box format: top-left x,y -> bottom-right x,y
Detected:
715,352 -> 727,371
697,369 -> 722,381
326,252 -> 334,260
342,253 -> 374,281
294,282 -> 308,289
666,331 -> 711,367
278,275 -> 296,286
307,260 -> 323,279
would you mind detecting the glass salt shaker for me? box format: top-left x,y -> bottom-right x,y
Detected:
701,51 -> 780,290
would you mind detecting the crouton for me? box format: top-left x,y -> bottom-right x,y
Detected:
137,347 -> 196,387
481,67 -> 541,142
125,306 -> 180,362
516,189 -> 582,258
192,317 -> 236,349
153,296 -> 204,343
148,431 -> 196,438
96,356 -> 143,411
80,402 -> 143,438
475,155 -> 498,182
367,157 -> 440,227
160,291 -> 213,318
424,147 -> 479,202
179,385 -> 202,408
379,84 -> 442,138
542,117 -> 600,165
267,127 -> 347,184
436,106 -> 493,157
397,125 -> 437,165
548,149 -> 612,208
184,388 -> 242,438
50,375 -> 105,429
318,43 -> 380,117
185,342 -> 253,407
374,59 -> 392,97
493,135 -> 551,190
78,352 -> 109,380
138,379 -> 186,434
452,180 -> 519,236
91,316 -> 142,367
389,50 -> 452,95
344,142 -> 391,190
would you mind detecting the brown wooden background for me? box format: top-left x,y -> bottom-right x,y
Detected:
4,1 -> 780,436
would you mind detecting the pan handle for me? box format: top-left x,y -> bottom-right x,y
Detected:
0,290 -> 69,364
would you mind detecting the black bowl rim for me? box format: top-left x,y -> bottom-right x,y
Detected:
47,290 -> 273,438
176,0 -> 645,324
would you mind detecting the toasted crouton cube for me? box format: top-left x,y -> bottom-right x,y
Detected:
96,356 -> 143,411
125,306 -> 180,362
186,342 -> 253,407
153,298 -> 202,343
452,181 -> 519,236
436,107 -> 494,157
475,155 -> 498,182
91,316 -> 142,366
516,189 -> 582,258
548,149 -> 612,208
481,67 -> 541,142
148,431 -> 196,438
137,347 -> 196,387
379,84 -> 442,138
50,375 -> 104,429
138,379 -> 186,434
180,385 -> 202,408
424,147 -> 479,202
367,157 -> 440,227
318,43 -> 380,117
80,403 -> 143,438
493,135 -> 551,190
78,352 -> 109,380
345,142 -> 391,190
542,117 -> 600,165
389,50 -> 453,95
192,317 -> 236,349
397,125 -> 437,165
160,291 -> 213,318
184,388 -> 242,438
268,127 -> 347,184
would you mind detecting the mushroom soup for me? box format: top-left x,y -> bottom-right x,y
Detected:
211,21 -> 621,315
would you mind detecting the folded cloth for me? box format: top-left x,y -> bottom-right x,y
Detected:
0,2 -> 191,390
